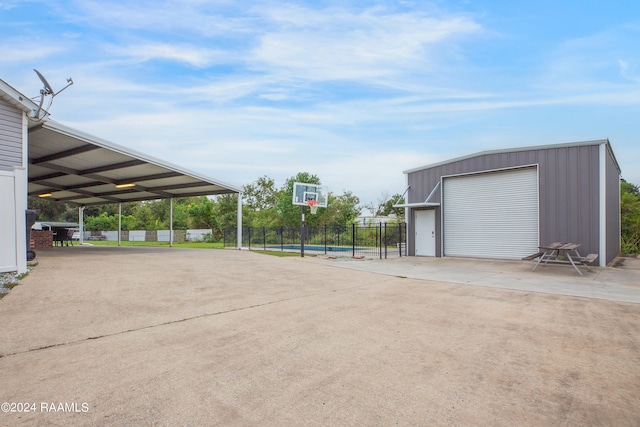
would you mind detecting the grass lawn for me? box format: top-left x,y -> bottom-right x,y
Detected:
87,241 -> 225,249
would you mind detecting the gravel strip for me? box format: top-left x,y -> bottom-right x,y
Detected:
0,270 -> 24,294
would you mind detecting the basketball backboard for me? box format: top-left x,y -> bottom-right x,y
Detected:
292,182 -> 328,207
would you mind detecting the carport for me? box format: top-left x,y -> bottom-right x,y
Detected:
27,120 -> 243,246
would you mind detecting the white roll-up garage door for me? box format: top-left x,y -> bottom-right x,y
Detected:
443,167 -> 538,259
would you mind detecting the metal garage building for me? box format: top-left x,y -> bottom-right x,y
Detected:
1,77 -> 242,274
401,141 -> 621,267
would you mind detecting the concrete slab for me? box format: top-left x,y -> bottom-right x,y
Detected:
311,255 -> 640,303
0,247 -> 639,426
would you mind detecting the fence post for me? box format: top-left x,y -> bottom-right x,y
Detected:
399,223 -> 402,257
379,222 -> 383,259
280,226 -> 284,252
352,223 -> 355,257
324,224 -> 327,254
384,223 -> 388,259
263,226 -> 266,251
248,227 -> 251,250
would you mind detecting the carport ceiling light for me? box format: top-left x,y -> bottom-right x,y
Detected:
38,193 -> 52,198
115,183 -> 136,188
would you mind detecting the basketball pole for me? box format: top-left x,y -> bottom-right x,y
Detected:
300,205 -> 305,257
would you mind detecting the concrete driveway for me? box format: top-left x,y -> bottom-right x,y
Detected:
1,246 -> 639,426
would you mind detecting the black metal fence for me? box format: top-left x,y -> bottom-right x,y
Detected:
223,223 -> 407,258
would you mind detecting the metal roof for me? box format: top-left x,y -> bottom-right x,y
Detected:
28,120 -> 241,206
33,221 -> 79,230
403,139 -> 620,174
0,78 -> 39,114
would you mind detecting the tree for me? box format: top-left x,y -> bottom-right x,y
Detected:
187,196 -> 215,229
243,176 -> 279,211
27,197 -> 73,221
380,193 -> 405,221
621,179 -> 640,254
322,191 -> 361,225
170,202 -> 190,229
362,192 -> 404,222
145,198 -> 193,229
132,202 -> 155,230
212,193 -> 239,239
243,176 -> 280,227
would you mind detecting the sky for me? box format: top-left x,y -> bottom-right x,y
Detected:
1,0 -> 639,208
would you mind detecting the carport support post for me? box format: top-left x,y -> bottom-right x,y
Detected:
118,203 -> 121,247
79,206 -> 85,245
237,192 -> 243,249
169,197 -> 173,248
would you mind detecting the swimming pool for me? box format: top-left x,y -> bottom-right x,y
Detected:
271,245 -> 360,252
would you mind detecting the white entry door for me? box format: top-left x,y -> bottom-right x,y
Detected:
415,209 -> 436,256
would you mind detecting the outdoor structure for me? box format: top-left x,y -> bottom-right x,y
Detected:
399,140 -> 621,267
1,76 -> 242,274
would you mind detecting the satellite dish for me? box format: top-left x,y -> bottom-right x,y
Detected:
32,69 -> 74,120
34,69 -> 54,95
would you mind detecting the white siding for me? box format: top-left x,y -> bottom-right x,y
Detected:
443,167 -> 539,259
0,172 -> 17,272
0,98 -> 23,171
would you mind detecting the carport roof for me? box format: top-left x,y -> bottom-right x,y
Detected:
28,120 -> 241,206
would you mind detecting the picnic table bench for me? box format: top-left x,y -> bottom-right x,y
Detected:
523,242 -> 598,276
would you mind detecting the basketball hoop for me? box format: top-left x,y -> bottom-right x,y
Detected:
307,199 -> 320,214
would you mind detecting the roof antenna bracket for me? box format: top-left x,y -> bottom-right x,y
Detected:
32,69 -> 74,120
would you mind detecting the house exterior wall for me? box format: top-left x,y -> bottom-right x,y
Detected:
0,97 -> 23,171
0,96 -> 27,273
406,141 -> 618,264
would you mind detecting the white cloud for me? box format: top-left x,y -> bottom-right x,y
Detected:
64,0 -> 247,36
536,24 -> 640,93
0,40 -> 65,64
618,59 -> 640,83
106,43 -> 227,68
250,7 -> 482,81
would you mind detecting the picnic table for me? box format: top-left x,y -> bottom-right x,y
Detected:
522,242 -> 598,276
52,228 -> 75,247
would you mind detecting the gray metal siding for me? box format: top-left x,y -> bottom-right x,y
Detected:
0,98 -> 23,171
407,143 -> 604,258
537,145 -> 600,258
606,148 -> 621,264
